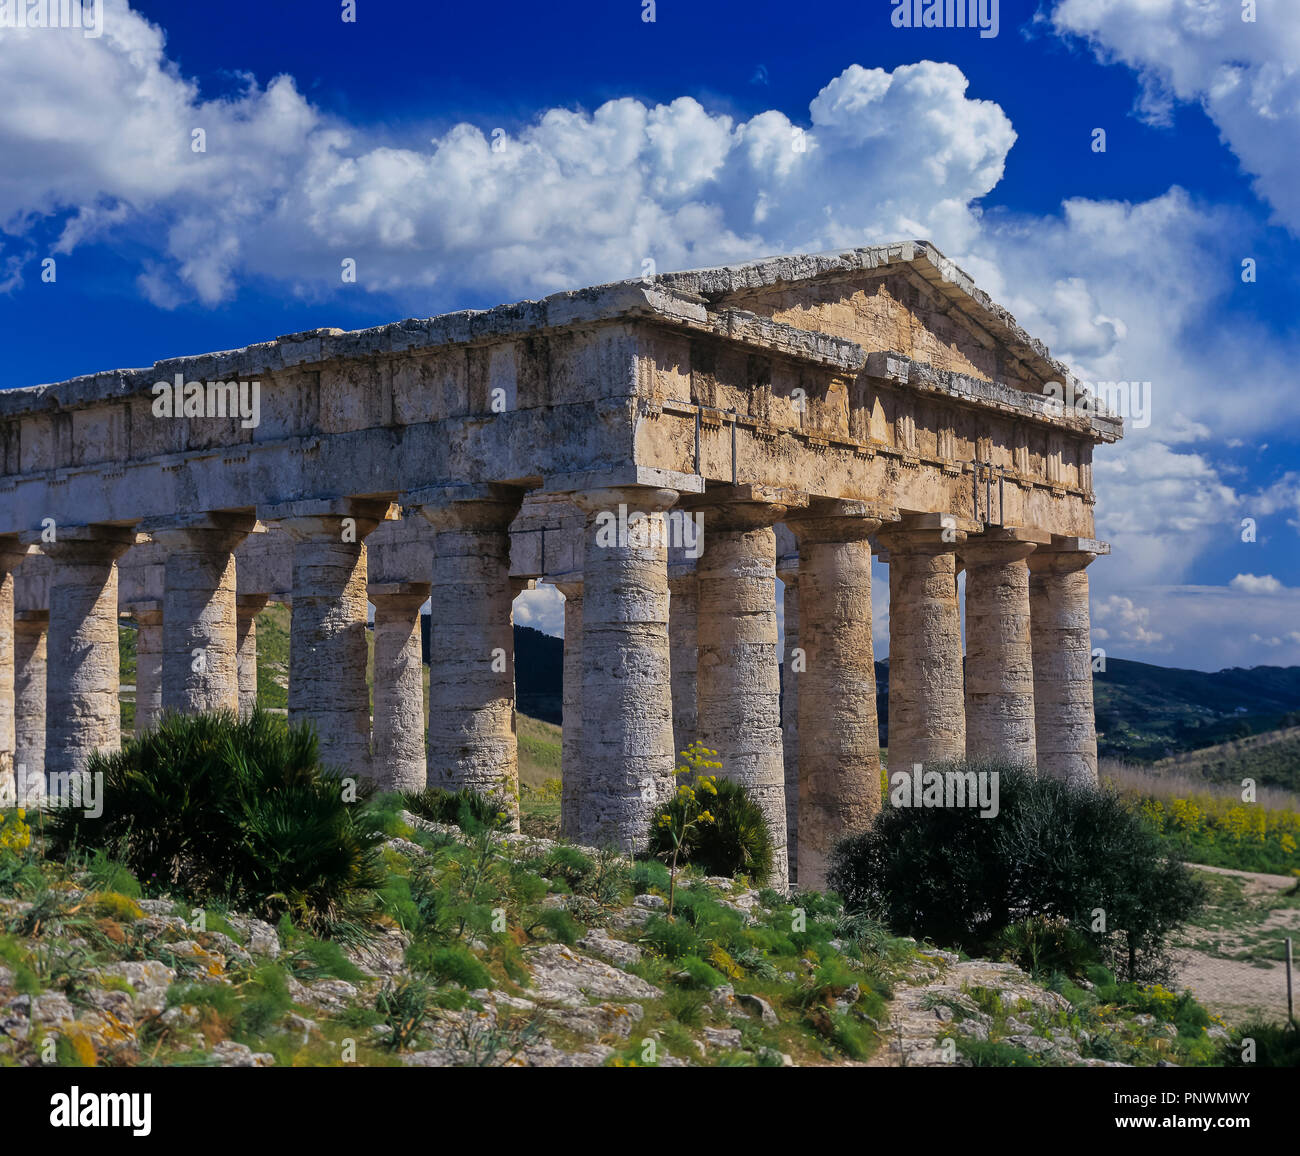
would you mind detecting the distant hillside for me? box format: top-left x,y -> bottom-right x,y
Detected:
1150,726 -> 1300,793
1094,658 -> 1300,763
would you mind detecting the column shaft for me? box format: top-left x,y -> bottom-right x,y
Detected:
370,584 -> 429,792
667,564 -> 699,761
14,610 -> 47,804
235,595 -> 269,718
146,516 -> 252,715
776,555 -> 800,885
419,490 -> 522,823
1029,551 -> 1099,785
575,487 -> 677,851
962,540 -> 1037,765
131,603 -> 164,735
0,548 -> 18,805
554,579 -> 584,838
268,501 -> 387,780
880,529 -> 966,770
694,501 -> 789,888
36,527 -> 134,781
790,511 -> 882,891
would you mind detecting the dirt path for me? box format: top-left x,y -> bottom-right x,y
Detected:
1172,864 -> 1299,1027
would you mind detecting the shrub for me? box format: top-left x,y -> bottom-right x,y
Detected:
998,915 -> 1097,979
676,955 -> 727,989
400,787 -> 510,833
46,710 -> 386,935
1223,1021 -> 1300,1067
827,760 -> 1205,982
646,756 -> 774,881
416,943 -> 493,990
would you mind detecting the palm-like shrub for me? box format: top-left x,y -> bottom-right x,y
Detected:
400,786 -> 510,833
647,745 -> 774,882
46,710 -> 385,934
827,760 -> 1205,983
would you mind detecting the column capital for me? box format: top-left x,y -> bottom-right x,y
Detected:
1027,545 -> 1103,575
788,499 -> 889,546
21,523 -> 136,562
0,535 -> 28,570
368,580 -> 431,605
236,592 -> 271,615
14,608 -> 49,626
404,483 -> 523,531
140,511 -> 256,550
679,482 -> 803,531
551,574 -> 583,601
572,485 -> 679,516
259,497 -> 392,542
124,599 -> 164,622
960,526 -> 1052,566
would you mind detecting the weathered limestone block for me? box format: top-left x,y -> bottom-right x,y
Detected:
414,486 -> 523,825
789,504 -> 883,892
235,594 -> 269,717
264,499 -> 388,780
127,601 -> 164,735
21,526 -> 135,780
143,514 -> 255,716
692,492 -> 790,889
878,525 -> 966,771
369,581 -> 430,792
961,536 -> 1038,767
775,551 -> 800,886
14,609 -> 47,803
553,576 -> 584,839
573,486 -> 677,851
667,559 -> 699,760
1028,549 -> 1099,785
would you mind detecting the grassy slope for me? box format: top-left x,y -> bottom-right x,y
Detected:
1094,658 -> 1300,764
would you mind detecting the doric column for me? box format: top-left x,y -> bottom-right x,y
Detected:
788,503 -> 884,891
369,581 -> 430,792
411,485 -> 523,823
261,499 -> 388,779
0,541 -> 25,805
23,526 -> 135,780
143,513 -> 255,716
14,609 -> 47,804
553,576 -> 584,838
573,486 -> 678,851
667,559 -> 699,761
129,601 -> 164,735
775,550 -> 800,885
690,486 -> 791,889
961,532 -> 1043,766
877,521 -> 967,771
235,594 -> 269,717
1028,544 -> 1102,785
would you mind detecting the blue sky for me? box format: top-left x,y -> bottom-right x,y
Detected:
1,0 -> 1298,670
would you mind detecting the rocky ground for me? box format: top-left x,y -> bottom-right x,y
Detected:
0,812 -> 1239,1068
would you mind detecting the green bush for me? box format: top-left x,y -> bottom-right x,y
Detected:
1223,1021 -> 1300,1067
46,710 -> 386,935
646,777 -> 774,880
400,787 -> 510,833
827,760 -> 1205,982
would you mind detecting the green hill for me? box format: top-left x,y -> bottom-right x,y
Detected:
1094,658 -> 1300,763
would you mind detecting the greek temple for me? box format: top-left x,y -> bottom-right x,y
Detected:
0,242 -> 1120,890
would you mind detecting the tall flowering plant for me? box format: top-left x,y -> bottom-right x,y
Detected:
655,742 -> 722,918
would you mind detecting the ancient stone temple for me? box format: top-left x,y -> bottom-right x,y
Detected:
0,242 -> 1120,891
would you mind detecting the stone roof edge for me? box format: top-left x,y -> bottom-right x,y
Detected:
0,241 -> 1086,421
655,240 -> 1079,391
